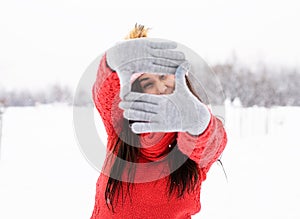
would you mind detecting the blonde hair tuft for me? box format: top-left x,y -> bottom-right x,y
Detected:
125,23 -> 150,39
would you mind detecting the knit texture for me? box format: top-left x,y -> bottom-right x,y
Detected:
91,54 -> 227,219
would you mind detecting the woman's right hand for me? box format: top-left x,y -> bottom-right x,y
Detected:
118,62 -> 211,136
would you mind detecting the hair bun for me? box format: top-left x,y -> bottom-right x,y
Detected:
125,23 -> 149,39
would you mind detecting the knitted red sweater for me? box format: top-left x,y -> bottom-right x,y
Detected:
91,55 -> 227,219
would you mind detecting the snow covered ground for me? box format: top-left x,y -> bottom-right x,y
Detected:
0,104 -> 299,219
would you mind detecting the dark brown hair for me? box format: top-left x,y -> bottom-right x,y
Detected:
104,75 -> 202,212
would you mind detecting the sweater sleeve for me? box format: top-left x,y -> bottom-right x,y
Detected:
176,113 -> 227,178
92,54 -> 123,151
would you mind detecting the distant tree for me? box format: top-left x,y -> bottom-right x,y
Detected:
1,83 -> 74,106
212,61 -> 300,107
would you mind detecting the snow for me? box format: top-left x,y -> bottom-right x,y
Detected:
0,104 -> 299,218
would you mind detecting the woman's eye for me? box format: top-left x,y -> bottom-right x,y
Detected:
143,83 -> 153,89
160,75 -> 166,80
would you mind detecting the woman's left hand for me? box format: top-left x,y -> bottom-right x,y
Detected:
118,62 -> 211,135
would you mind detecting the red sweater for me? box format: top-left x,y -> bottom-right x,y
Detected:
91,55 -> 227,219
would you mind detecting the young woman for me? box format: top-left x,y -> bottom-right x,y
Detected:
91,25 -> 227,219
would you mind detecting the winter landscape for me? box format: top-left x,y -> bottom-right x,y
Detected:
0,103 -> 299,219
1,1 -> 300,218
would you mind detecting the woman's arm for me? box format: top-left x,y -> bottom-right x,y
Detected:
92,54 -> 123,151
176,113 -> 227,179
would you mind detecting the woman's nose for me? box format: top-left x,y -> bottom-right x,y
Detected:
157,82 -> 167,94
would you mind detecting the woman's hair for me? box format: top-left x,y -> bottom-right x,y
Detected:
125,23 -> 149,39
104,24 -> 202,212
105,75 -> 202,212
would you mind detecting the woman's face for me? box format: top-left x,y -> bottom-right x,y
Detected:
137,73 -> 175,95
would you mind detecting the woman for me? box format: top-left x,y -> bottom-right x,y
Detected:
91,25 -> 227,219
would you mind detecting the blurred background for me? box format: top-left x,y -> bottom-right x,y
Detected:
0,0 -> 299,218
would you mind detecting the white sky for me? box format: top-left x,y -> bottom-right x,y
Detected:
1,0 -> 300,91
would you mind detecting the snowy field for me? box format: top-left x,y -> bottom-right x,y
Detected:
0,104 -> 299,219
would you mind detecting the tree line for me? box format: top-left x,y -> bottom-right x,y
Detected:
212,62 -> 300,107
1,62 -> 299,108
